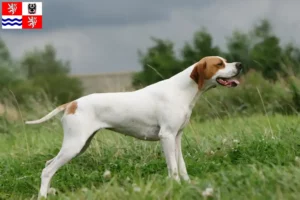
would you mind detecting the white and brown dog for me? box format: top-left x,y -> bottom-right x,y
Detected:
26,56 -> 242,198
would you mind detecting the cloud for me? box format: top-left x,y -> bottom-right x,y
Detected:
1,0 -> 300,75
39,0 -> 212,30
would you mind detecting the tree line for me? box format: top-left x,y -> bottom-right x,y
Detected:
133,20 -> 300,87
0,19 -> 299,108
0,42 -> 83,105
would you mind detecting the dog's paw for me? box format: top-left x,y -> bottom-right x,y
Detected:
180,174 -> 191,183
48,187 -> 57,195
183,178 -> 191,184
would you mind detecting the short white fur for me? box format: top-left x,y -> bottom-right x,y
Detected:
25,56 -> 241,199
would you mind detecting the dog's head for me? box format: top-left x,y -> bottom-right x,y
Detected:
28,3 -> 36,14
190,56 -> 242,90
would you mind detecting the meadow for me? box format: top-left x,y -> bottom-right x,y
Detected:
1,17 -> 300,200
1,112 -> 300,200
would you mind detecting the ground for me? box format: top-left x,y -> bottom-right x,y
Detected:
1,114 -> 300,200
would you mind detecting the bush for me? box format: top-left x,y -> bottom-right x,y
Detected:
192,71 -> 300,121
288,76 -> 300,112
18,44 -> 83,105
7,79 -> 43,104
32,74 -> 83,104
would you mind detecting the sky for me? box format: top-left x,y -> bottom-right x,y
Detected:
1,0 -> 300,75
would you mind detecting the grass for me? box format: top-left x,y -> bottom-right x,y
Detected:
1,114 -> 300,200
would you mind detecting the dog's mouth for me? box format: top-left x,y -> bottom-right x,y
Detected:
216,77 -> 240,87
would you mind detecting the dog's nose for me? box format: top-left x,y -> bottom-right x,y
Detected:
235,62 -> 243,70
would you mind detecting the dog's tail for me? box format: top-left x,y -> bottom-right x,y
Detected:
25,103 -> 69,125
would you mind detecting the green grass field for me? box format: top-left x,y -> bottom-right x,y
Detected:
1,114 -> 300,200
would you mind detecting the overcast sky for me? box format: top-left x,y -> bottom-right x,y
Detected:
1,0 -> 300,75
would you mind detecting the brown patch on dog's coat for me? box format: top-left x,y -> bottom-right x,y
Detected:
65,101 -> 78,114
190,56 -> 226,89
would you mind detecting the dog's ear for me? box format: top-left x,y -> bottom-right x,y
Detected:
190,59 -> 206,89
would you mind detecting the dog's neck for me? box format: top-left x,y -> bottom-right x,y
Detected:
169,64 -> 215,109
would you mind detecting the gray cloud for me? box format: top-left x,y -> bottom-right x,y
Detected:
1,0 -> 300,75
40,0 -> 213,30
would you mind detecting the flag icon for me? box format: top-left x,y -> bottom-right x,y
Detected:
22,15 -> 42,29
1,1 -> 42,30
2,2 -> 23,15
2,16 -> 22,29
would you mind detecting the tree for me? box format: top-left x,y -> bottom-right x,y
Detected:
249,20 -> 283,80
181,29 -> 221,67
0,38 -> 11,62
251,19 -> 272,40
250,36 -> 282,80
0,38 -> 20,88
133,19 -> 300,88
225,19 -> 300,80
281,43 -> 300,75
225,31 -> 251,72
133,30 -> 222,87
32,74 -> 83,104
133,37 -> 181,87
20,44 -> 83,104
21,44 -> 70,78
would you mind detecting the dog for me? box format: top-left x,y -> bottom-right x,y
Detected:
26,56 -> 242,198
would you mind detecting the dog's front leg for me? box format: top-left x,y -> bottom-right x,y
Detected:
176,131 -> 190,182
159,129 -> 180,182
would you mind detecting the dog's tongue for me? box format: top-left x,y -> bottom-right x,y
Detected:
217,78 -> 240,87
228,79 -> 240,87
221,79 -> 240,87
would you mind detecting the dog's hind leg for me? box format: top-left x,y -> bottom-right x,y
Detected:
79,131 -> 98,155
38,117 -> 100,199
40,131 -> 98,198
45,158 -> 55,167
44,131 -> 98,169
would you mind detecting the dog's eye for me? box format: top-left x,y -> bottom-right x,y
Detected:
217,62 -> 223,66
